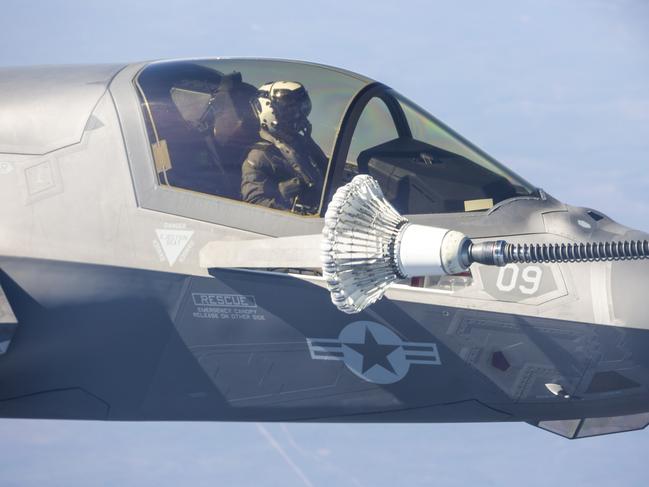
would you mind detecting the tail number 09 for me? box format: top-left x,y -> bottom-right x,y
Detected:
496,265 -> 543,295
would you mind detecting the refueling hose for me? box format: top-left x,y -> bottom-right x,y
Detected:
465,239 -> 649,267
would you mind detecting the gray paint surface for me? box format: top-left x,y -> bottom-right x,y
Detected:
0,64 -> 125,154
0,50 -> 647,458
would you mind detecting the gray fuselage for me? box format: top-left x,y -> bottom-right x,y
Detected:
0,60 -> 647,439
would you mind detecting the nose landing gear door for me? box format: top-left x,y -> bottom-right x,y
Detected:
0,284 -> 17,355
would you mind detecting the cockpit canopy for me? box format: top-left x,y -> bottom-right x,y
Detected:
136,59 -> 534,216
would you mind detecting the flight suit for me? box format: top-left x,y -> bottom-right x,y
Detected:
241,133 -> 328,213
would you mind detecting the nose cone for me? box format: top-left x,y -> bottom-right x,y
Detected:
610,230 -> 649,329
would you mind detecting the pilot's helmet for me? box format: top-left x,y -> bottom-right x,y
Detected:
253,81 -> 312,136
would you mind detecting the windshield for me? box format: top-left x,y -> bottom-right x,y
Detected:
395,91 -> 534,197
135,59 -> 535,219
335,89 -> 536,215
135,59 -> 369,215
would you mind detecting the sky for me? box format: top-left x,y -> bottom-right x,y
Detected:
0,0 -> 648,485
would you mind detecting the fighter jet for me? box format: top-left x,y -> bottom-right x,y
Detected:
1,58 -> 648,439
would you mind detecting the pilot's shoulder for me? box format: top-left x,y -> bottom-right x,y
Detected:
246,141 -> 278,163
244,142 -> 275,169
246,140 -> 274,156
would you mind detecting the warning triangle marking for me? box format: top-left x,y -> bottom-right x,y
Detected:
156,229 -> 194,266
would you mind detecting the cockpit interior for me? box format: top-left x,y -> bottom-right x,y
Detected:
135,59 -> 535,217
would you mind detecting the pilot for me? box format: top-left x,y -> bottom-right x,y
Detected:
241,81 -> 327,213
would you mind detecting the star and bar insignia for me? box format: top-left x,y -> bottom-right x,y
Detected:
306,321 -> 441,384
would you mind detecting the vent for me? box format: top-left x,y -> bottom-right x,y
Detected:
491,351 -> 510,371
587,211 -> 604,222
586,371 -> 639,394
